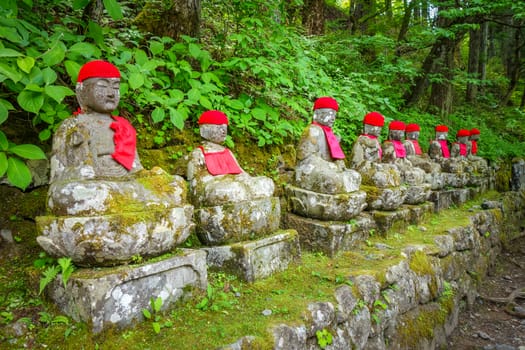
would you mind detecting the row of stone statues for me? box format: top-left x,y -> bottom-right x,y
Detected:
36,60 -> 489,270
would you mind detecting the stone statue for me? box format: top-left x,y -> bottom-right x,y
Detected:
187,110 -> 279,244
350,112 -> 406,210
382,121 -> 430,204
403,123 -> 443,189
36,60 -> 194,266
469,128 -> 480,156
428,125 -> 451,163
428,124 -> 467,187
287,97 -> 366,220
451,129 -> 471,158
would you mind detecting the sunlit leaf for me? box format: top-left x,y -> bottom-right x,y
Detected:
151,108 -> 165,123
7,157 -> 32,190
0,48 -> 21,57
42,41 -> 66,66
102,0 -> 123,20
0,152 -> 7,177
17,56 -> 35,74
169,108 -> 184,130
9,144 -> 46,160
44,85 -> 74,103
17,90 -> 44,114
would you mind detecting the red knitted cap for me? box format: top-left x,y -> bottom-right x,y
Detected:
77,60 -> 120,83
363,112 -> 385,127
470,128 -> 480,135
456,129 -> 470,137
389,120 -> 406,131
406,123 -> 420,132
435,125 -> 448,132
313,97 -> 339,111
198,110 -> 228,125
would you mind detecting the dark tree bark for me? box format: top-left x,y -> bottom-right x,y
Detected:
134,0 -> 201,40
466,27 -> 482,102
348,0 -> 376,35
302,0 -> 325,35
500,26 -> 523,106
397,0 -> 414,44
82,0 -> 104,25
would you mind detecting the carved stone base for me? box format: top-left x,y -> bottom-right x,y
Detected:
371,202 -> 434,235
285,185 -> 367,221
283,213 -> 376,257
363,186 -> 407,211
46,249 -> 207,333
202,230 -> 300,282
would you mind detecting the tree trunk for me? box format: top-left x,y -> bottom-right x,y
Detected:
82,0 -> 104,25
466,27 -> 482,102
500,26 -> 522,106
302,0 -> 325,35
397,0 -> 413,44
134,0 -> 201,40
348,0 -> 376,35
384,0 -> 392,19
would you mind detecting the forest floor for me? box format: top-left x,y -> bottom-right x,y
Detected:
446,233 -> 525,350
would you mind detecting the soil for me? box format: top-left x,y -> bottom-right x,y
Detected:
446,234 -> 525,350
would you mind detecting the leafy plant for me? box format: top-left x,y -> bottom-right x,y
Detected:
142,297 -> 166,334
316,328 -> 333,349
38,257 -> 75,294
195,272 -> 240,312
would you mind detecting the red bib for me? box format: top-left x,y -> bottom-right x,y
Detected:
391,140 -> 406,158
199,146 -> 242,175
471,140 -> 477,155
110,116 -> 136,170
456,143 -> 467,156
408,140 -> 422,155
312,122 -> 345,159
438,140 -> 450,158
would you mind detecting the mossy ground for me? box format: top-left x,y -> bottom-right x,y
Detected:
0,183 -> 509,349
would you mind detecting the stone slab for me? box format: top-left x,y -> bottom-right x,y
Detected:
283,213 -> 376,257
203,230 -> 300,282
47,249 -> 207,333
371,207 -> 411,235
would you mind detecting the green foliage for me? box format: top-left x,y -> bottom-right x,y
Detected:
315,328 -> 333,349
38,257 -> 74,295
195,272 -> 240,312
142,297 -> 171,334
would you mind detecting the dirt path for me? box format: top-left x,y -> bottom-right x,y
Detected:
447,234 -> 525,350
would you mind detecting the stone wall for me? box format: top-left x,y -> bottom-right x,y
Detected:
223,189 -> 525,350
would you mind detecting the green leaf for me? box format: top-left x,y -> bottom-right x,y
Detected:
41,67 -> 57,85
39,265 -> 60,295
0,152 -> 7,177
17,56 -> 35,74
0,131 -> 7,150
142,309 -> 151,319
0,48 -> 22,57
128,73 -> 144,90
51,315 -> 69,325
0,103 -> 7,125
17,90 -> 44,114
58,257 -> 74,288
72,0 -> 91,10
38,129 -> 51,142
44,85 -> 74,103
169,108 -> 185,130
199,95 -> 213,110
0,26 -> 22,43
153,297 -> 162,312
151,108 -> 165,123
225,99 -> 245,111
102,0 -> 123,20
152,322 -> 161,334
7,156 -> 32,189
42,41 -> 66,66
188,43 -> 201,59
0,62 -> 23,82
68,42 -> 99,59
9,144 -> 46,160
64,60 -> 81,82
150,41 -> 164,55
252,108 -> 267,121
87,21 -> 105,46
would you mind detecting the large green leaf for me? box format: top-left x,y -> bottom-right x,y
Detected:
17,56 -> 35,74
42,41 -> 66,66
67,42 -> 100,59
7,157 -> 32,190
0,131 -> 7,150
44,85 -> 74,103
151,108 -> 165,123
0,152 -> 7,177
87,21 -> 105,46
17,90 -> 44,114
9,144 -> 46,160
0,48 -> 21,57
128,73 -> 144,90
102,0 -> 123,20
72,0 -> 90,10
42,67 -> 57,85
0,62 -> 23,82
0,103 -> 7,125
170,108 -> 185,130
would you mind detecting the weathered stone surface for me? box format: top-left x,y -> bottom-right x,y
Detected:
202,230 -> 300,282
284,213 -> 375,256
47,249 -> 207,333
194,197 -> 280,245
285,185 -> 367,221
273,324 -> 308,350
511,158 -> 525,191
36,205 -> 194,266
364,185 -> 407,211
371,207 -> 411,235
403,183 -> 432,205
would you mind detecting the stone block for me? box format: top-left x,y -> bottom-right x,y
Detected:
284,213 -> 375,256
47,249 -> 207,333
405,202 -> 434,224
285,185 -> 367,221
202,230 -> 300,282
430,189 -> 455,212
195,197 -> 280,245
371,208 -> 411,235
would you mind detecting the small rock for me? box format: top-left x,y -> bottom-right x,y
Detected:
262,309 -> 272,316
477,331 -> 494,341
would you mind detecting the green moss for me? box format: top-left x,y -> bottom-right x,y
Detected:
409,251 -> 434,276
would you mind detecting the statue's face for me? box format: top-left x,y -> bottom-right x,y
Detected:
457,136 -> 469,144
364,124 -> 382,137
406,131 -> 419,140
470,134 -> 480,141
313,108 -> 336,127
389,129 -> 404,141
200,123 -> 227,144
77,77 -> 120,113
436,131 -> 448,140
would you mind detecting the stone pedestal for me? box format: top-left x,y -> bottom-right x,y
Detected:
284,213 -> 376,257
203,230 -> 300,282
371,202 -> 434,235
47,249 -> 207,333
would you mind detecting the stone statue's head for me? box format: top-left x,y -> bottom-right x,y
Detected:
75,60 -> 121,114
470,128 -> 480,141
388,120 -> 405,141
406,123 -> 420,140
363,111 -> 384,137
435,125 -> 449,140
313,97 -> 338,128
199,110 -> 228,144
456,129 -> 470,144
